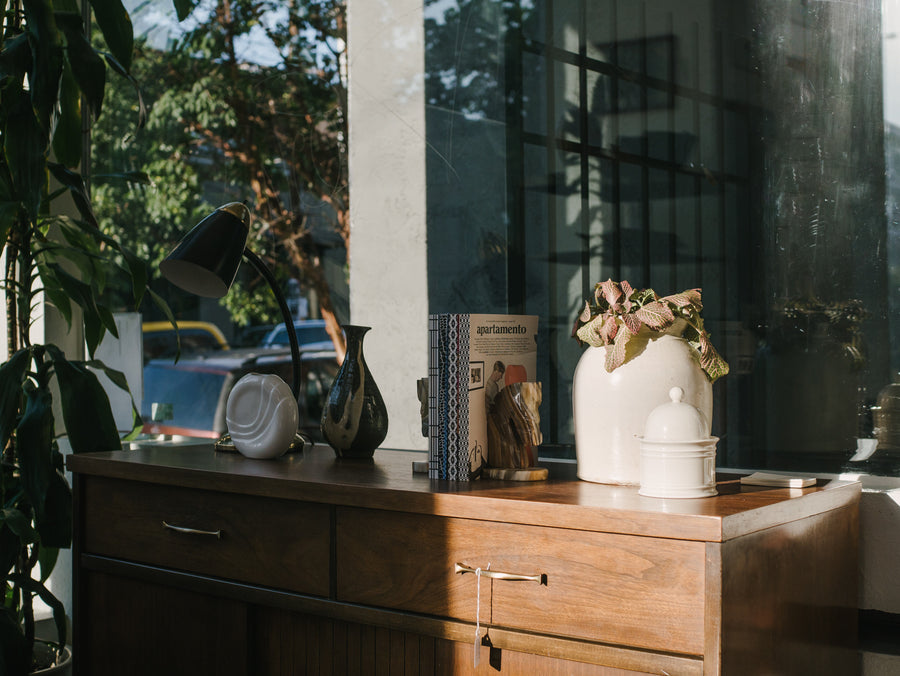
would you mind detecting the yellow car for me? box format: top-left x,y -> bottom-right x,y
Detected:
142,321 -> 229,363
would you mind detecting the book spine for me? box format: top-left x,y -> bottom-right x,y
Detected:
445,313 -> 462,480
427,314 -> 440,479
458,313 -> 471,480
438,313 -> 450,480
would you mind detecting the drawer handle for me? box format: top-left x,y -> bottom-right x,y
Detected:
454,562 -> 547,585
162,521 -> 223,539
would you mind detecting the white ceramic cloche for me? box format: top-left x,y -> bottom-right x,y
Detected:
226,373 -> 299,459
638,386 -> 718,498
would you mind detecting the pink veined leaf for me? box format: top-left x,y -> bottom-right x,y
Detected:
599,279 -> 623,310
605,334 -> 627,372
698,330 -> 711,352
578,300 -> 592,323
667,288 -> 703,310
599,313 -> 619,344
621,280 -> 635,311
700,345 -> 730,383
635,301 -> 675,330
621,312 -> 642,334
576,317 -> 606,347
661,291 -> 698,309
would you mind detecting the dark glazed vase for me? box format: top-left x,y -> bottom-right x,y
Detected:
321,325 -> 389,458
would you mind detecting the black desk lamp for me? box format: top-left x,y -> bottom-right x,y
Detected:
159,202 -> 304,451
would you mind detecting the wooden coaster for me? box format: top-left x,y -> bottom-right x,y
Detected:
484,467 -> 549,481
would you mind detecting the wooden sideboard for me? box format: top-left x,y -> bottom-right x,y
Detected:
68,445 -> 860,675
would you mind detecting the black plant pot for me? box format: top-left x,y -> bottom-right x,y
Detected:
321,325 -> 389,458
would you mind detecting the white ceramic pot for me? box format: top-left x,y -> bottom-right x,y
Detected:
572,324 -> 712,485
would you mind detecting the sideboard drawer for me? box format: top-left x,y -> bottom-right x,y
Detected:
83,476 -> 331,596
336,507 -> 706,655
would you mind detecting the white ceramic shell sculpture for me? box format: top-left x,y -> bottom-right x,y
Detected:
226,373 -> 299,459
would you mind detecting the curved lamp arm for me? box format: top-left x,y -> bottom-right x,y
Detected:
242,248 -> 301,399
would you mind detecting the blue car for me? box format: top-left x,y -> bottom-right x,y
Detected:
260,319 -> 333,351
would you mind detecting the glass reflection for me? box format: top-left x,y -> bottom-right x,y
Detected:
424,0 -> 900,474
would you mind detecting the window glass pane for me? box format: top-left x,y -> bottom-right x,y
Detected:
92,0 -> 347,441
425,0 -> 900,476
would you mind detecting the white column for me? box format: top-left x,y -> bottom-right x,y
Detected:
347,0 -> 428,451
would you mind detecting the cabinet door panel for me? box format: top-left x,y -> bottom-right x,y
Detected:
78,571 -> 247,676
250,609 -> 653,675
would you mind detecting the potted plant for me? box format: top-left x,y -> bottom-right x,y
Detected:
0,0 -> 159,672
572,278 -> 729,381
571,279 -> 729,485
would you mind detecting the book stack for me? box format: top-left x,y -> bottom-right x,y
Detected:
428,313 -> 538,480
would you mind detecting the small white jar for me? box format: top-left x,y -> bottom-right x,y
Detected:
638,386 -> 718,498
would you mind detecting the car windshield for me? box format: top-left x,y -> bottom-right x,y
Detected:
268,324 -> 330,346
142,365 -> 226,433
144,328 -> 225,362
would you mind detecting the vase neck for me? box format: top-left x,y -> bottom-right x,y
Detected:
343,325 -> 371,346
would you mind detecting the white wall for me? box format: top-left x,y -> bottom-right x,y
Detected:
347,0 -> 429,451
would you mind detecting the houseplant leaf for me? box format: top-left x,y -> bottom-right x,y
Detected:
5,91 -> 48,221
0,349 -> 30,452
22,0 -> 63,130
47,346 -> 121,454
57,11 -> 106,122
51,60 -> 82,169
16,385 -> 70,548
87,0 -> 133,72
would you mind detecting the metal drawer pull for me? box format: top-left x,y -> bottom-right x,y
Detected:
454,562 -> 546,585
162,521 -> 222,539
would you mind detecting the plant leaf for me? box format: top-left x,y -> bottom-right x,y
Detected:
16,385 -> 69,547
47,163 -> 98,228
8,573 -> 67,647
46,345 -> 121,454
5,89 -> 48,221
23,0 -> 63,129
635,300 -> 675,331
605,332 -> 629,371
0,508 -> 37,545
58,11 -> 106,123
576,316 -> 606,348
0,349 -> 30,452
172,0 -> 197,22
51,59 -> 82,168
577,300 -> 591,324
661,288 -> 703,310
698,332 -> 730,383
87,0 -> 133,72
598,278 -> 623,310
621,312 -> 642,335
599,314 -> 618,343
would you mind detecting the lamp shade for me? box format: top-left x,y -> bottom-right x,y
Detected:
159,202 -> 251,298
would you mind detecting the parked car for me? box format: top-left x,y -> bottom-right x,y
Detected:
233,323 -> 276,347
142,320 -> 229,363
260,318 -> 333,351
142,347 -> 338,441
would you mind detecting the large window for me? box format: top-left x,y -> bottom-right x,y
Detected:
424,0 -> 896,474
90,0 -> 348,442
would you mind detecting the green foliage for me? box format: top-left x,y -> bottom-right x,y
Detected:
0,0 -> 155,669
574,279 -> 730,383
90,0 -> 348,327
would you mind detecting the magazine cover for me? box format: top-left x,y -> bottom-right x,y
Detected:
428,313 -> 538,479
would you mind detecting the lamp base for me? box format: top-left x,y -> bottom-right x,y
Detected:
214,432 -> 308,454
